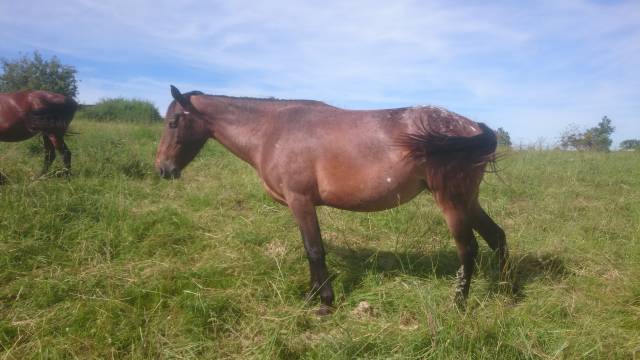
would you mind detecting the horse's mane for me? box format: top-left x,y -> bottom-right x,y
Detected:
188,91 -> 331,107
213,95 -> 327,105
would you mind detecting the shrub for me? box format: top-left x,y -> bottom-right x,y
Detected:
78,98 -> 162,123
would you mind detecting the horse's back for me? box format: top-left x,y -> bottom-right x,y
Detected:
28,90 -> 76,109
258,106 -> 427,210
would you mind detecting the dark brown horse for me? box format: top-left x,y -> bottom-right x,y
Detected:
0,90 -> 77,182
156,85 -> 507,314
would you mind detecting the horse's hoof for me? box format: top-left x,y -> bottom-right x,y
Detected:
57,169 -> 71,178
454,292 -> 467,311
315,304 -> 333,316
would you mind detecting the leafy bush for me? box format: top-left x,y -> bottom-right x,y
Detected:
0,51 -> 78,98
78,98 -> 162,123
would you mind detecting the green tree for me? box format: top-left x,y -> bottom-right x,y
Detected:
495,127 -> 512,147
0,51 -> 78,98
560,116 -> 615,151
620,139 -> 640,151
585,116 -> 614,151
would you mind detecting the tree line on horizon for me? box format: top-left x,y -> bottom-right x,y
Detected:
1,52 -> 638,150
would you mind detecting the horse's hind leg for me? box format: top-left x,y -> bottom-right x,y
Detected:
472,202 -> 508,273
287,195 -> 334,315
61,140 -> 71,172
41,134 -> 56,175
434,193 -> 479,307
47,133 -> 71,175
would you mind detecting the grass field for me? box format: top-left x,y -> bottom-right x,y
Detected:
1,119 -> 639,359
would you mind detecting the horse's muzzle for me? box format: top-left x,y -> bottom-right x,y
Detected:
157,164 -> 181,179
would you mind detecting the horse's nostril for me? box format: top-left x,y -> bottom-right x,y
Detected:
158,164 -> 179,179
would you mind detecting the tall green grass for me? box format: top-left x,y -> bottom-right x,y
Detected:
77,98 -> 162,123
1,120 -> 639,359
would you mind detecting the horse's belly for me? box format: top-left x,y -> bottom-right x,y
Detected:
0,121 -> 34,142
318,175 -> 426,212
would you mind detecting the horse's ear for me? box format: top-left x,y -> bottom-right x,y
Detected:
170,85 -> 191,109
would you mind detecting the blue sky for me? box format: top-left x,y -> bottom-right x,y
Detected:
1,0 -> 638,146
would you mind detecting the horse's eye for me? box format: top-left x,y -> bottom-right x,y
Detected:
169,114 -> 180,128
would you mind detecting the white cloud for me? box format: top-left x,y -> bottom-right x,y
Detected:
1,0 -> 639,144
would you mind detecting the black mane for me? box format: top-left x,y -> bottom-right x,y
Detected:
185,91 -> 329,106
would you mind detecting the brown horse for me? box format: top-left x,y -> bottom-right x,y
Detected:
0,90 -> 77,182
156,85 -> 507,314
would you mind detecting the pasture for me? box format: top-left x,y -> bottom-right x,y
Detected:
1,119 -> 639,359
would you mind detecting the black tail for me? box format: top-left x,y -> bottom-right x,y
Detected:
401,122 -> 497,166
26,97 -> 78,135
400,122 -> 498,196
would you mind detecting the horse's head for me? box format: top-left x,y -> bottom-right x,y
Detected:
156,85 -> 209,179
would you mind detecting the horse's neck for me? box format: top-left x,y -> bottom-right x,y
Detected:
206,101 -> 267,167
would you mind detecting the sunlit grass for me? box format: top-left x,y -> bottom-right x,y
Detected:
1,120 -> 639,358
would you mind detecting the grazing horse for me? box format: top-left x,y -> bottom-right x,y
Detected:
0,90 -> 77,182
156,85 -> 507,314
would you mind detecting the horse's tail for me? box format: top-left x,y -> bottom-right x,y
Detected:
402,122 -> 497,162
27,95 -> 78,135
400,122 -> 497,199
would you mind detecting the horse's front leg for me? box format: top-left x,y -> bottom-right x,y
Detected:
287,195 -> 334,315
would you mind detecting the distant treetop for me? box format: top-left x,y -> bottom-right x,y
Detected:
495,127 -> 512,148
0,51 -> 78,98
620,139 -> 640,151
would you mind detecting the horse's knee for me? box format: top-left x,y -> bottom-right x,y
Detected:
472,206 -> 506,252
487,226 -> 506,252
306,247 -> 325,262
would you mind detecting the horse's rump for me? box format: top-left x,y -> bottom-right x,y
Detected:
25,93 -> 77,134
399,120 -> 497,203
